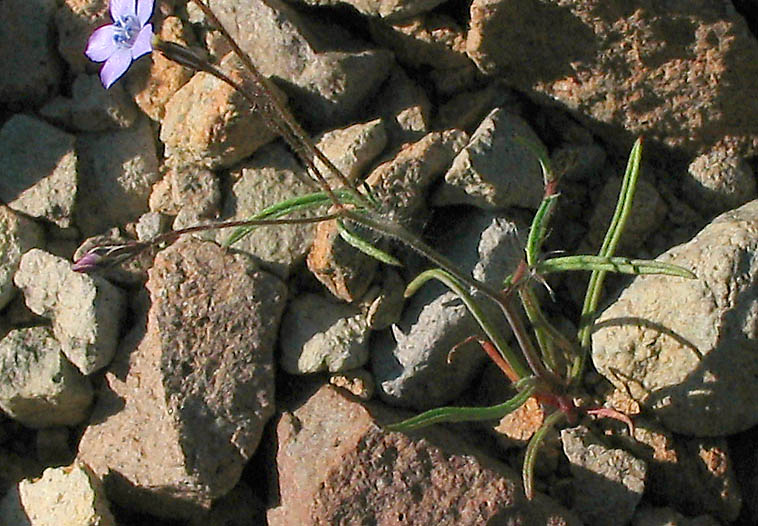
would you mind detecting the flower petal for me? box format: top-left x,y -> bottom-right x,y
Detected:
130,24 -> 153,59
85,24 -> 118,62
100,48 -> 133,88
136,0 -> 154,26
110,0 -> 134,21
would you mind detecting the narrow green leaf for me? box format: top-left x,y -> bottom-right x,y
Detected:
522,410 -> 565,500
385,383 -> 537,432
525,194 -> 559,267
537,255 -> 696,279
336,219 -> 403,266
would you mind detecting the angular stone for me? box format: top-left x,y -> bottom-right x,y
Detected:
683,146 -> 757,216
40,74 -> 139,131
208,0 -> 393,129
308,130 -> 467,301
0,206 -> 45,311
149,165 -> 221,218
466,0 -> 758,157
55,0 -> 109,74
77,239 -> 287,519
267,385 -> 580,525
329,368 -> 376,400
0,327 -> 93,428
76,117 -> 160,236
369,67 -> 432,146
14,249 -> 126,375
433,108 -> 546,210
295,0 -> 446,20
279,293 -> 370,374
631,506 -> 721,526
0,0 -> 61,106
0,115 -> 78,228
161,53 -> 282,169
372,210 -> 526,409
0,463 -> 115,526
592,199 -> 758,436
561,426 -> 646,526
313,119 -> 388,183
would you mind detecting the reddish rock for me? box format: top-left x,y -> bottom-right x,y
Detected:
77,239 -> 287,519
268,385 -> 580,526
467,0 -> 758,157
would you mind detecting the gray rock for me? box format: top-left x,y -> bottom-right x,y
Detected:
592,199 -> 758,436
0,327 -> 93,428
267,385 -> 581,526
313,119 -> 388,183
631,506 -> 722,526
372,209 -> 526,409
0,463 -> 115,526
363,268 -> 406,330
587,175 -> 668,252
369,67 -> 432,147
76,117 -> 160,236
149,165 -> 222,218
295,0 -> 446,20
40,74 -> 139,131
55,0 -> 109,74
432,108 -> 547,210
561,425 -> 646,526
161,53 -> 282,169
14,249 -> 126,375
0,206 -> 45,311
207,0 -> 393,129
279,293 -> 370,374
208,142 -> 329,279
683,147 -> 757,216
136,212 -> 171,242
466,0 -> 758,157
0,0 -> 61,106
0,115 -> 78,228
329,368 -> 376,400
77,239 -> 287,519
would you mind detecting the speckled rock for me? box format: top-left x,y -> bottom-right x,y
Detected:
0,0 -> 61,106
0,207 -> 45,311
55,0 -> 109,74
0,327 -> 93,428
14,249 -> 126,375
561,425 -> 647,526
77,239 -> 287,519
466,0 -> 758,157
294,0 -> 446,20
160,53 -> 282,169
76,116 -> 160,236
313,119 -> 388,182
267,385 -> 581,526
0,463 -> 115,526
592,199 -> 758,436
432,108 -> 547,210
0,115 -> 78,229
369,67 -> 432,146
207,0 -> 393,129
683,146 -> 757,216
279,293 -> 371,374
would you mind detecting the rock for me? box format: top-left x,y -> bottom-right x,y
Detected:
267,384 -> 581,526
128,16 -> 195,122
14,249 -> 126,375
587,175 -> 668,252
205,142 -> 328,279
683,146 -> 757,216
207,0 -> 393,129
188,482 -> 267,526
369,13 -> 475,95
0,0 -> 61,106
0,206 -> 45,311
308,130 -> 467,301
363,268 -> 406,330
631,506 -> 722,526
279,293 -> 371,374
313,119 -> 388,183
135,212 -> 171,242
592,199 -> 758,436
615,418 -> 742,522
432,108 -> 547,210
551,144 -> 607,182
160,53 -> 282,169
149,165 -> 221,218
369,67 -> 432,146
466,0 -> 758,157
36,427 -> 72,466
76,117 -> 160,236
0,327 -> 93,428
434,83 -> 522,133
0,115 -> 78,229
329,368 -> 376,400
0,463 -> 115,526
371,209 -> 526,409
294,0 -> 446,20
40,74 -> 139,131
77,239 -> 287,519
561,425 -> 647,526
55,0 -> 109,74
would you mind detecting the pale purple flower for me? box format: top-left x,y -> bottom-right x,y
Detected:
85,0 -> 155,88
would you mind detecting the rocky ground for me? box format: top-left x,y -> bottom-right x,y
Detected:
1,0 -> 758,524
